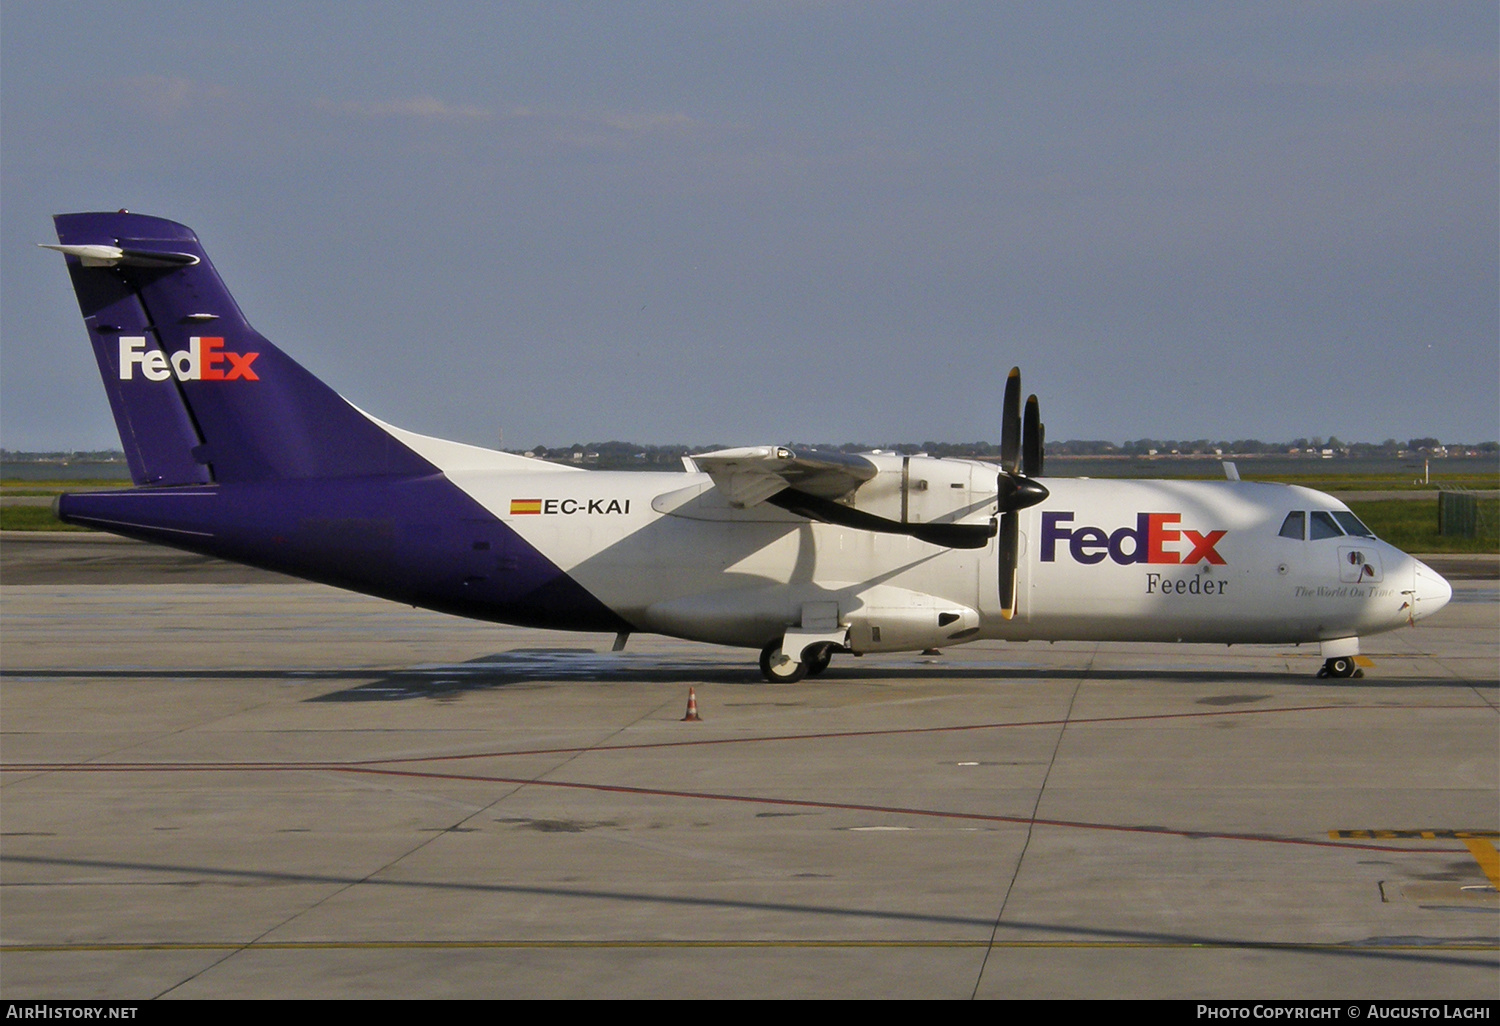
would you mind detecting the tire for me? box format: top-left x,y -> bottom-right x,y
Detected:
759,641 -> 807,683
803,643 -> 834,677
1325,656 -> 1355,679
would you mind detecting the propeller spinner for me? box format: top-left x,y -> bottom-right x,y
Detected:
997,368 -> 1048,619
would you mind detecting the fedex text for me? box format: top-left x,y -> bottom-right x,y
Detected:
118,336 -> 259,382
1042,512 -> 1227,566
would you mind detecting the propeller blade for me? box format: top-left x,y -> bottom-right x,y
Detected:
1000,367 -> 1021,474
998,511 -> 1019,619
1023,394 -> 1044,478
996,369 -> 1044,619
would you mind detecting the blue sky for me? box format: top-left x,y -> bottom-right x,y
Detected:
3,2 -> 1496,451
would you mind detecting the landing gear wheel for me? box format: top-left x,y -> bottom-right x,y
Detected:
803,643 -> 834,677
1322,656 -> 1358,679
759,641 -> 807,683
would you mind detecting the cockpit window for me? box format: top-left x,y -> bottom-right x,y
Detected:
1309,511 -> 1343,540
1331,511 -> 1375,538
1278,511 -> 1305,540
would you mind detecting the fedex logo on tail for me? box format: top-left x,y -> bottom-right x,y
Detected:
1042,512 -> 1227,565
118,336 -> 259,382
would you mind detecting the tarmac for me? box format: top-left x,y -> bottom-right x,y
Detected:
1,535 -> 1496,999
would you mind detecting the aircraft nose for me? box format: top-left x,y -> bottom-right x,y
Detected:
1409,559 -> 1452,621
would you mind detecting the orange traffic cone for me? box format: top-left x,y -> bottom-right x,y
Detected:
681,688 -> 702,722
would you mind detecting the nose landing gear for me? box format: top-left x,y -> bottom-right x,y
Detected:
1318,656 -> 1363,679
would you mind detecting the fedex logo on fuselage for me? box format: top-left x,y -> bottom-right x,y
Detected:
118,336 -> 259,382
1042,512 -> 1227,565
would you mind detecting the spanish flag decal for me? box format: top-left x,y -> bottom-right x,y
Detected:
510,499 -> 543,515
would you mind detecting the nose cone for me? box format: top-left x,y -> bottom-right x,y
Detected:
1410,559 -> 1453,621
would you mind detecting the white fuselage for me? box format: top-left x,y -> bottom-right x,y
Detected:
430,450 -> 1450,653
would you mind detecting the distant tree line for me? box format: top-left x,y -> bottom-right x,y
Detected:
5,437 -> 1496,474
511,437 -> 1497,470
1049,438 -> 1497,458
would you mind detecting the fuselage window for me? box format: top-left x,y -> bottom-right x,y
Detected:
1309,511 -> 1344,540
1278,511 -> 1306,540
1331,511 -> 1375,538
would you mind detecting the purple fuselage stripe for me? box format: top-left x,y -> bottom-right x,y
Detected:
56,476 -> 632,633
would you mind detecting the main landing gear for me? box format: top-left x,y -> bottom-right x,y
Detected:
1317,656 -> 1363,679
759,641 -> 836,683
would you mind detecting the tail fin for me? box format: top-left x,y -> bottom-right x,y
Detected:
48,212 -> 432,485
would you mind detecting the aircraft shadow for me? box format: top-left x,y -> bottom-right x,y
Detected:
2,658 -> 1487,700
304,650 -> 1493,701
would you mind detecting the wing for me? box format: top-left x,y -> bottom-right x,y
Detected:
689,446 -> 995,549
688,446 -> 877,508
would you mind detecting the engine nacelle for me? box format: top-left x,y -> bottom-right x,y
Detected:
646,582 -> 981,654
847,454 -> 994,527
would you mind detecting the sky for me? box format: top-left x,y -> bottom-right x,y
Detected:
3,2 -> 1496,452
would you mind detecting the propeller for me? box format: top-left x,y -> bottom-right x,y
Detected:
997,368 -> 1048,619
763,368 -> 1045,560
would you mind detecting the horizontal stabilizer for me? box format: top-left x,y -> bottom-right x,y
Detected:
39,243 -> 199,268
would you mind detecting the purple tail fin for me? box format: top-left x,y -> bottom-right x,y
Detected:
50,212 -> 433,485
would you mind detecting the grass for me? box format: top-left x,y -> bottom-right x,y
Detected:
0,480 -> 130,494
0,505 -> 92,531
1345,498 -> 1499,554
0,479 -> 124,531
1243,473 -> 1499,492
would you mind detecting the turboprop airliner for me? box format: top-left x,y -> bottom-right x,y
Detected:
42,212 -> 1452,681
